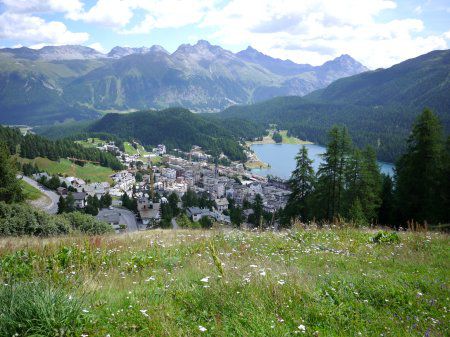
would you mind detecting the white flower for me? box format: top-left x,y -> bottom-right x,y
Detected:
145,276 -> 155,282
200,277 -> 210,283
82,309 -> 89,313
259,271 -> 266,276
278,280 -> 286,285
199,325 -> 207,332
298,324 -> 306,331
140,309 -> 149,317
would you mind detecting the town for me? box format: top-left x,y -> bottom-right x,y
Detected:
28,139 -> 291,232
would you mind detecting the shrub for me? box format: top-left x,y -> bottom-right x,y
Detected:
371,230 -> 400,244
0,202 -> 70,236
60,212 -> 113,235
0,202 -> 112,236
0,281 -> 86,336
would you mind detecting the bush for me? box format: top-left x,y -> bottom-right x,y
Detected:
272,132 -> 282,143
0,281 -> 86,336
371,230 -> 400,244
0,202 -> 112,236
0,202 -> 70,236
61,212 -> 113,235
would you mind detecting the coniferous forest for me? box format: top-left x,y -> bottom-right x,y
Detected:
0,125 -> 123,170
283,109 -> 450,228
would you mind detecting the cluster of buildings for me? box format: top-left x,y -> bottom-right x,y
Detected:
32,140 -> 292,231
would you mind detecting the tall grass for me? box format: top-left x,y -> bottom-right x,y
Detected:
0,281 -> 86,336
0,228 -> 448,336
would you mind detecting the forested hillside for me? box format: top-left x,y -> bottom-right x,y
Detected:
307,49 -> 450,113
88,108 -> 266,161
219,50 -> 450,162
0,125 -> 123,170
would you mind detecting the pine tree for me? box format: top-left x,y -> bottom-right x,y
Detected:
57,196 -> 67,214
396,109 -> 446,224
65,192 -> 75,212
0,141 -> 23,203
315,126 -> 352,220
286,146 -> 315,222
378,174 -> 395,226
345,146 -> 382,223
348,198 -> 367,227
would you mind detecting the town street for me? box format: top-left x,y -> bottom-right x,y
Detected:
20,175 -> 59,214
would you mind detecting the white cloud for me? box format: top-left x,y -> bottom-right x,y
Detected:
88,42 -> 107,53
61,0 -> 212,33
73,0 -> 134,27
200,0 -> 447,68
0,12 -> 89,45
1,0 -> 83,18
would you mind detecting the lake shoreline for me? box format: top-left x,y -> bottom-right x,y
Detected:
250,143 -> 394,179
245,131 -> 313,171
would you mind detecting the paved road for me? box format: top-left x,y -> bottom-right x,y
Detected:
20,175 -> 59,214
97,207 -> 138,232
118,208 -> 138,232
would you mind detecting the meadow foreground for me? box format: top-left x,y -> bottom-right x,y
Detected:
0,228 -> 448,336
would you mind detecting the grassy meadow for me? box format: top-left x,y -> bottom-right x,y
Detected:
0,227 -> 448,336
19,157 -> 114,183
19,179 -> 43,200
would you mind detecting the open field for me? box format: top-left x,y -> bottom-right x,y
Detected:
245,160 -> 270,169
0,228 -> 448,336
19,179 -> 42,200
247,130 -> 313,146
124,141 -> 139,155
19,157 -> 114,183
279,130 -> 313,145
75,138 -> 106,148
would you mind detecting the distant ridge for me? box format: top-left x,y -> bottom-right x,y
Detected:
0,40 -> 368,124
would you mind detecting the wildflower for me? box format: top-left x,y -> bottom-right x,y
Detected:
278,280 -> 286,285
200,276 -> 210,283
145,276 -> 155,282
140,309 -> 149,317
298,324 -> 306,332
259,270 -> 266,276
199,325 -> 207,332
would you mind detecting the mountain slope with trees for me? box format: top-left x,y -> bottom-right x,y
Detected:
219,49 -> 450,162
88,108 -> 265,161
282,109 -> 449,227
0,41 -> 367,125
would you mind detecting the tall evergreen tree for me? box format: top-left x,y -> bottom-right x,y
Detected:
315,126 -> 352,220
0,141 -> 23,203
345,146 -> 382,223
395,109 -> 446,224
285,146 -> 315,221
57,196 -> 67,214
378,174 -> 395,226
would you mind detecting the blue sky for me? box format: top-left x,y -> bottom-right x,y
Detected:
0,0 -> 449,68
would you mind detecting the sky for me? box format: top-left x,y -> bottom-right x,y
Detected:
0,0 -> 449,69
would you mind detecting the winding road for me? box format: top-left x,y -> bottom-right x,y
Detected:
20,175 -> 59,214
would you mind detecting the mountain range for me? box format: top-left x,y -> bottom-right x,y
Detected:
219,49 -> 450,162
0,40 -> 367,124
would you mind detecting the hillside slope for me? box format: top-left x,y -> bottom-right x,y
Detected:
88,108 -> 265,161
307,49 -> 450,115
220,50 -> 450,162
0,42 -> 367,124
